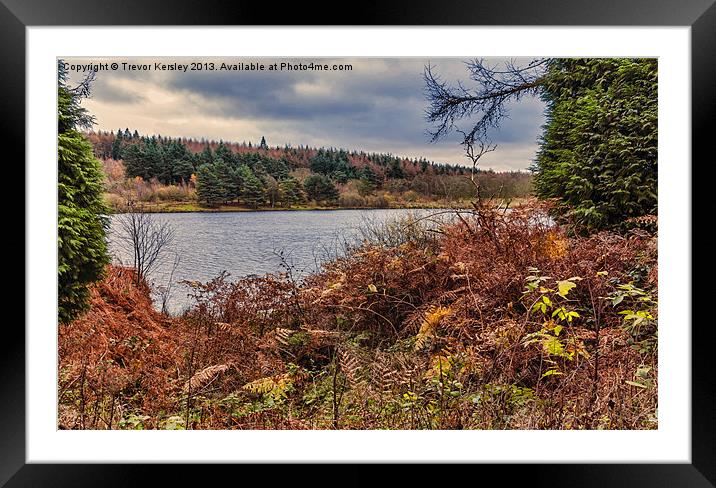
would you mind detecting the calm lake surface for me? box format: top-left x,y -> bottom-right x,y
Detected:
108,209 -> 432,314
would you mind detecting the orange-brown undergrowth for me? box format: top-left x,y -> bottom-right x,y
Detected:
59,201 -> 658,430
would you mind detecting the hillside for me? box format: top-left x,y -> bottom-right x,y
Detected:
86,130 -> 533,212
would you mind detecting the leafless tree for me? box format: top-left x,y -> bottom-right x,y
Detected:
154,251 -> 181,315
424,58 -> 548,143
457,129 -> 497,197
114,210 -> 175,286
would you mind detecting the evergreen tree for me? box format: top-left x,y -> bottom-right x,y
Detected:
386,159 -> 405,179
122,142 -> 145,179
278,177 -> 306,207
143,138 -> 163,181
264,175 -> 280,207
213,158 -> 236,202
196,164 -> 224,207
111,129 -> 123,160
237,164 -> 265,208
57,62 -> 109,324
199,144 -> 213,167
533,59 -> 658,231
309,149 -> 334,175
358,166 -> 378,196
174,158 -> 195,183
214,141 -> 233,164
303,174 -> 339,204
259,136 -> 268,149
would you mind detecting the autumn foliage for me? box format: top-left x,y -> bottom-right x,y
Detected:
59,201 -> 657,430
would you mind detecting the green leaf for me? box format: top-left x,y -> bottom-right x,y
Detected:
543,336 -> 564,356
557,280 -> 577,297
625,380 -> 647,389
541,369 -> 563,378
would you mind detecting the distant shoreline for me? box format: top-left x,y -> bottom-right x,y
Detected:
105,199 -> 530,215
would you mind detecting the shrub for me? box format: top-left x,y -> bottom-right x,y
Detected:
338,192 -> 366,208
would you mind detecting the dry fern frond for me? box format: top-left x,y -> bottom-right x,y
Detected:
339,348 -> 366,388
243,376 -> 283,396
415,306 -> 452,351
186,364 -> 229,392
274,328 -> 294,346
372,356 -> 396,395
215,322 -> 233,331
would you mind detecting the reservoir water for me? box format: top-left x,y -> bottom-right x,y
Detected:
107,209 -> 433,314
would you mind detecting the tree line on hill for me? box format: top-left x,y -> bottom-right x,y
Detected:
87,131 -> 533,208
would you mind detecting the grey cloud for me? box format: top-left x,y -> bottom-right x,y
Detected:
91,79 -> 145,104
69,57 -> 546,170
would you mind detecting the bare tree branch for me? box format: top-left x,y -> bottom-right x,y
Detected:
424,58 -> 548,143
114,208 -> 175,286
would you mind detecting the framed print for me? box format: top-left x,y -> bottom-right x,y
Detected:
7,0 -> 712,485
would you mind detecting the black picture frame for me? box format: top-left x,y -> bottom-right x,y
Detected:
7,0 -> 711,485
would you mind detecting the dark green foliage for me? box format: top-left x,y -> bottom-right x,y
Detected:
309,148 -> 357,181
213,158 -> 235,202
533,59 -> 658,231
309,148 -> 338,175
303,174 -> 339,204
214,141 -> 232,163
237,164 -> 266,208
278,177 -> 306,207
386,159 -> 405,179
57,64 -> 109,324
357,166 -> 379,196
198,144 -> 214,167
111,128 -> 123,160
196,164 -> 224,207
173,158 -> 195,183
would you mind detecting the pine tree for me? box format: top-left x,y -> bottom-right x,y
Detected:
57,61 -> 109,324
533,58 -> 658,231
213,158 -> 236,202
196,164 -> 224,207
174,158 -> 195,184
259,136 -> 268,150
214,141 -> 233,164
111,128 -> 123,160
237,164 -> 266,208
278,177 -> 306,207
386,159 -> 405,179
309,149 -> 335,175
303,174 -> 338,204
199,144 -> 213,167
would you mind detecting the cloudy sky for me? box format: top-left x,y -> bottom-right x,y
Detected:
66,57 -> 546,172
